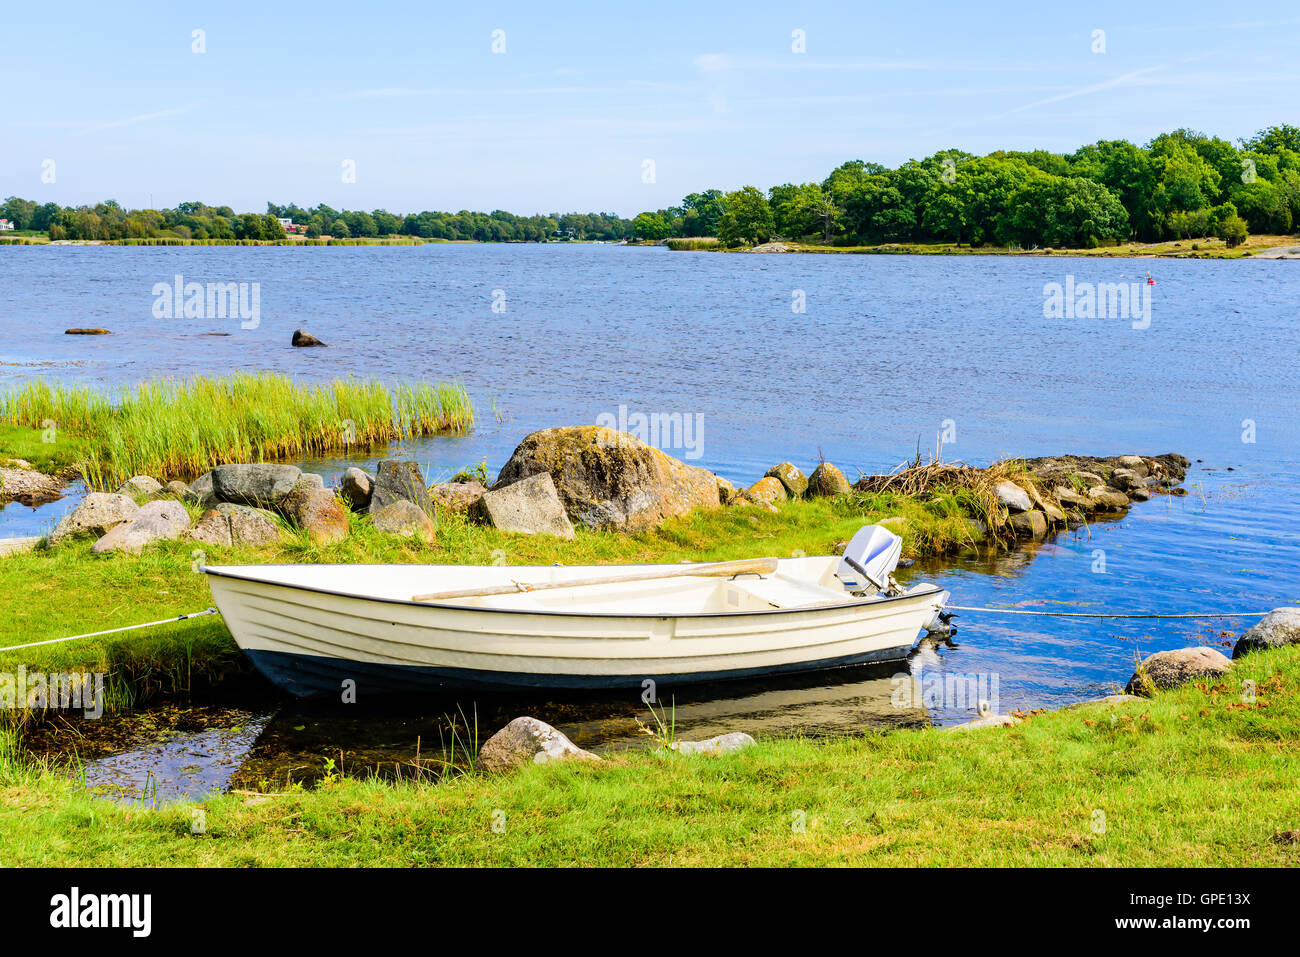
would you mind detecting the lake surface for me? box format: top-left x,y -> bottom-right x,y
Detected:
3,244 -> 1298,749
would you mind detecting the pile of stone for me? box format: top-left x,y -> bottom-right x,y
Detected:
0,458 -> 65,506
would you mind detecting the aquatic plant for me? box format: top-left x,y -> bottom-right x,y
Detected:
0,372 -> 474,488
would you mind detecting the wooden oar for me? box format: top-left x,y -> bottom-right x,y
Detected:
412,557 -> 779,603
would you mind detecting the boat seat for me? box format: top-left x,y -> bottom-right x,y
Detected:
725,575 -> 850,610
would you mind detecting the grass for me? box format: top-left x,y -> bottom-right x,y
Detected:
1,643 -> 1297,866
0,373 -> 474,489
665,237 -> 720,251
0,423 -> 92,475
0,493 -> 984,707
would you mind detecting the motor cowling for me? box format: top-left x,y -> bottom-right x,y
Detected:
835,524 -> 903,595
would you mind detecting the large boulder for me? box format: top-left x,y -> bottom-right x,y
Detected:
430,481 -> 486,513
1008,509 -> 1047,538
765,463 -> 808,498
492,426 -> 721,533
50,493 -> 139,543
994,480 -> 1033,513
187,503 -> 282,547
673,732 -> 757,755
806,462 -> 850,497
339,467 -> 373,511
1125,647 -> 1232,696
744,476 -> 787,505
281,486 -> 348,544
211,464 -> 302,507
1087,486 -> 1132,509
368,460 -> 434,519
114,475 -> 165,499
1232,608 -> 1300,659
91,500 -> 191,555
477,716 -> 600,773
370,500 -> 436,542
189,471 -> 217,507
1109,468 -> 1146,492
471,472 -> 575,539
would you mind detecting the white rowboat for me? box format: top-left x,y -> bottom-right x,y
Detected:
203,526 -> 949,698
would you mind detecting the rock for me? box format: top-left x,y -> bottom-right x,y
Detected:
994,480 -> 1033,513
1087,486 -> 1131,509
1117,455 -> 1150,477
1041,502 -> 1066,524
1125,647 -> 1232,696
429,481 -> 486,512
672,732 -> 757,755
211,464 -> 303,507
291,329 -> 325,347
114,475 -> 165,499
471,472 -> 575,539
1053,485 -> 1086,509
716,476 -> 738,505
1232,607 -> 1300,659
0,465 -> 64,505
163,480 -> 198,502
765,463 -> 808,498
294,473 -> 326,492
806,462 -> 851,497
1008,509 -> 1047,538
339,467 -> 373,510
369,500 -> 436,542
1109,468 -> 1145,491
952,713 -> 1021,730
368,460 -> 435,519
91,500 -> 190,554
492,426 -> 721,533
187,503 -> 282,547
744,476 -> 787,505
1129,487 -> 1151,502
281,486 -> 348,544
477,716 -> 601,773
64,328 -> 110,335
49,493 -> 139,542
189,471 -> 217,507
1074,471 -> 1104,486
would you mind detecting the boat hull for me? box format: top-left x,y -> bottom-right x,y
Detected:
204,561 -> 946,699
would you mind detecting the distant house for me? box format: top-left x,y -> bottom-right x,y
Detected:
0,219 -> 14,231
277,217 -> 306,234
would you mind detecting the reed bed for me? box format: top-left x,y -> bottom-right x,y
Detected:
0,373 -> 474,488
665,237 -> 720,251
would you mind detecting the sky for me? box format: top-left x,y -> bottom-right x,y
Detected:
2,0 -> 1298,217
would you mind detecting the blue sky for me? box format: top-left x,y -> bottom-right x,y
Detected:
3,0 -> 1297,216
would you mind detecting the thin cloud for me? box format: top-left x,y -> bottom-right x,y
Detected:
76,104 -> 198,135
998,66 -> 1165,116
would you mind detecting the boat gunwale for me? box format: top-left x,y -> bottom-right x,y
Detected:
201,563 -> 946,620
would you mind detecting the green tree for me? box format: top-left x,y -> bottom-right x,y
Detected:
716,187 -> 775,246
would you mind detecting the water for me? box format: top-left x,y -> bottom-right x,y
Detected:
3,244 -> 1298,765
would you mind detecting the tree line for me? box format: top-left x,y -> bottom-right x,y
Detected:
5,125 -> 1296,248
631,125 -> 1300,248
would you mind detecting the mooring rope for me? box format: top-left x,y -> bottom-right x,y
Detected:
0,607 -> 220,653
946,605 -> 1271,620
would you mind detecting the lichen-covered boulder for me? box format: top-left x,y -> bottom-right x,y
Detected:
806,462 -> 850,497
339,467 -> 373,511
281,486 -> 348,544
471,472 -> 575,539
370,500 -> 436,542
765,463 -> 808,498
114,475 -> 165,499
367,460 -> 434,519
50,493 -> 139,543
429,481 -> 486,513
1125,646 -> 1232,696
744,476 -> 787,505
211,464 -> 303,507
91,499 -> 191,554
1232,608 -> 1300,659
163,480 -> 198,502
478,716 -> 600,773
491,426 -> 721,533
187,503 -> 282,547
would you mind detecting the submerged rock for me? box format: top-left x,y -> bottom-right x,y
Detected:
471,472 -> 575,539
492,426 -> 721,533
478,717 -> 601,773
50,492 -> 139,542
211,463 -> 303,507
806,462 -> 850,497
1232,607 -> 1300,659
1125,647 -> 1232,696
765,463 -> 808,499
291,329 -> 326,347
369,500 -> 436,542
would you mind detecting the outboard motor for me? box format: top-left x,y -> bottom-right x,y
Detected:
836,525 -> 904,596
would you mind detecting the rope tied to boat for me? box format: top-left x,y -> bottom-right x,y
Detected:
945,605 -> 1272,620
0,607 -> 220,652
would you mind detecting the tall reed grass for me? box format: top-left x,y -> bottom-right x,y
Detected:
0,373 -> 474,488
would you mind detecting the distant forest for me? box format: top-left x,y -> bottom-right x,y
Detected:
4,125 -> 1297,249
